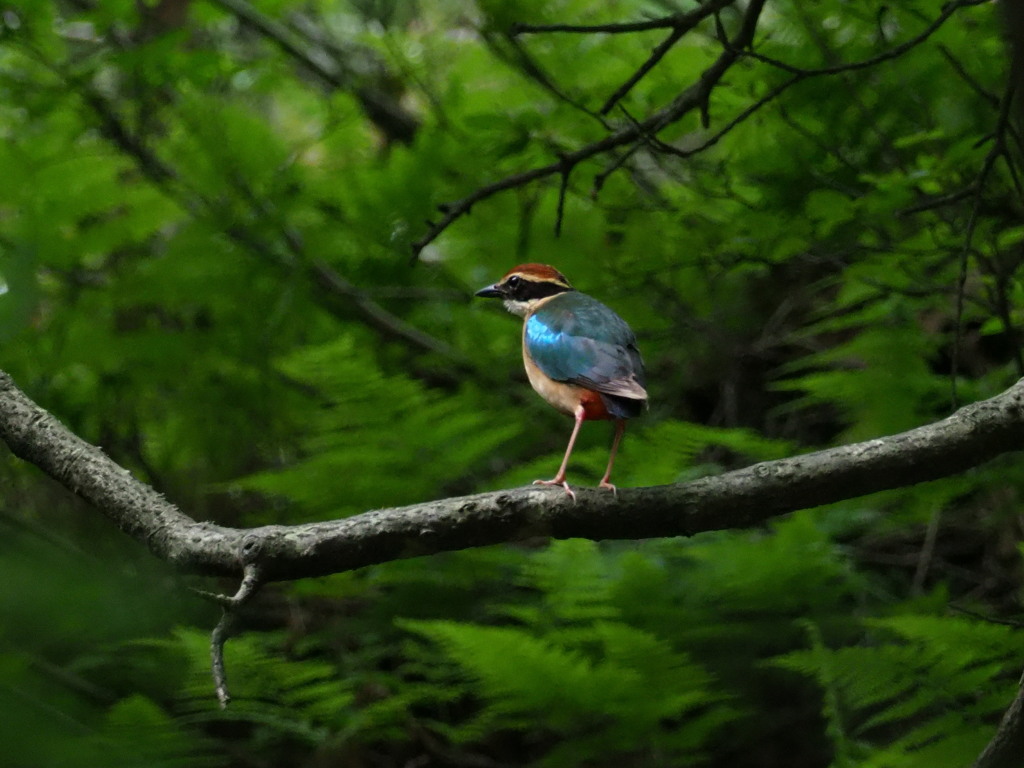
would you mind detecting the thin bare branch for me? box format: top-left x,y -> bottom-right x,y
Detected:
208,564 -> 263,707
486,31 -> 610,127
208,0 -> 419,142
411,0 -> 767,260
209,0 -> 339,85
75,83 -> 460,367
210,612 -> 237,708
413,0 -> 983,260
510,15 -> 699,35
952,76 -> 1019,407
598,0 -> 736,115
939,44 -> 1000,107
649,74 -> 803,159
734,0 -> 990,77
898,186 -> 977,216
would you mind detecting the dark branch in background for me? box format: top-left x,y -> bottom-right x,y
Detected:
20,34 -> 451,369
74,76 -> 465,372
33,6 -> 451,373
554,158 -> 571,236
939,44 -> 999,107
207,0 -> 419,144
898,187 -> 977,216
510,13 -> 711,35
734,0 -> 990,77
600,24 -> 688,115
1000,0 -> 1024,130
597,0 -> 736,115
482,31 -> 610,127
411,0 -> 984,261
410,0 -> 767,260
219,173 -> 470,367
951,77 -> 1020,407
307,258 -> 468,364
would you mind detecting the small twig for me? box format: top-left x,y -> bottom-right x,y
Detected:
952,76 -> 1018,408
949,604 -> 1024,628
554,157 -> 571,236
213,0 -> 422,144
193,562 -> 264,608
777,103 -> 861,175
729,0 -> 990,78
208,0 -> 343,88
591,140 -> 646,198
938,44 -> 1000,107
911,509 -> 941,593
494,32 -> 610,128
599,25 -> 686,115
898,186 -> 977,216
652,74 -> 803,159
205,563 -> 263,708
510,13 -> 710,36
211,611 -> 238,708
591,104 -> 695,197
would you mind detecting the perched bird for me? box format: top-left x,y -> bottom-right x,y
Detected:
476,264 -> 647,499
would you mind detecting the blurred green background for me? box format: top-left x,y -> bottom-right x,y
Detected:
1,1 -> 1022,766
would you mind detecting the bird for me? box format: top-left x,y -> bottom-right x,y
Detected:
476,263 -> 647,499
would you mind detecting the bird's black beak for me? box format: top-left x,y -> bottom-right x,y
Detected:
475,283 -> 505,299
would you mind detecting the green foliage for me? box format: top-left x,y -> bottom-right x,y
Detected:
0,0 -> 1022,766
401,619 -> 734,766
72,695 -> 222,768
239,336 -> 518,518
773,617 -> 1023,768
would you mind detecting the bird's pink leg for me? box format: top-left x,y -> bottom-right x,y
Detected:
534,404 -> 585,501
599,419 -> 626,494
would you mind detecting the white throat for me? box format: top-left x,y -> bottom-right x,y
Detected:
503,292 -> 563,318
503,298 -> 531,317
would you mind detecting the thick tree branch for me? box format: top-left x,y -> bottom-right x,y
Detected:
974,676 -> 1024,768
6,367 -> 1024,728
2,368 -> 1024,584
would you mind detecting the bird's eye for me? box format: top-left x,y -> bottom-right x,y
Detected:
506,275 -> 522,289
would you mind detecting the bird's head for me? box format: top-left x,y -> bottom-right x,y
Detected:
475,263 -> 574,317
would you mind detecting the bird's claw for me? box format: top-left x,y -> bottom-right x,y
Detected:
599,480 -> 618,496
533,477 -> 577,502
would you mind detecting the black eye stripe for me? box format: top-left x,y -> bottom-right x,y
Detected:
504,277 -> 571,301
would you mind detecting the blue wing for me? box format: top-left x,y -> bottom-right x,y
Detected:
525,292 -> 647,404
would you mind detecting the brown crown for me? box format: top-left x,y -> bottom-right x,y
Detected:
503,263 -> 572,287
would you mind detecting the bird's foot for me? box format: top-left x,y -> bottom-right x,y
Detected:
599,480 -> 618,496
533,477 -> 576,502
